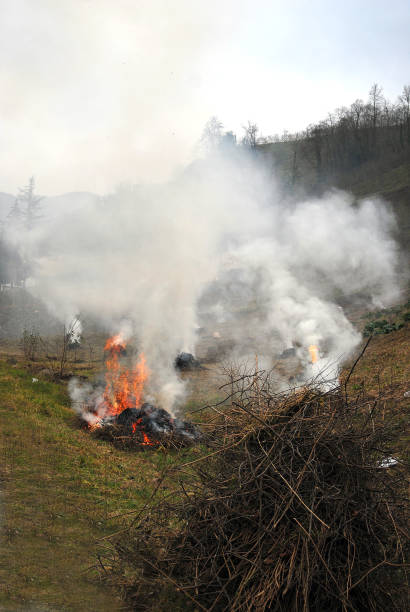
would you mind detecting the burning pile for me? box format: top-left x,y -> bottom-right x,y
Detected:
78,334 -> 201,447
308,343 -> 319,364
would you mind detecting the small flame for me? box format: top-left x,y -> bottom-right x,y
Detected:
308,344 -> 319,364
131,419 -> 156,446
104,333 -> 126,352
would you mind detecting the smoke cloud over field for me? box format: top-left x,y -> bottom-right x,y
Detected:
10,150 -> 400,409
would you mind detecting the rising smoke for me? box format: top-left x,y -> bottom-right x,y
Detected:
9,149 -> 400,411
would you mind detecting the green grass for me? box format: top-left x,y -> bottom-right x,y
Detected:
360,300 -> 410,336
342,321 -> 410,457
0,311 -> 408,610
0,361 -> 197,610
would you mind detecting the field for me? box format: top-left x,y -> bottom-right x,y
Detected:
0,296 -> 409,610
0,355 -> 200,610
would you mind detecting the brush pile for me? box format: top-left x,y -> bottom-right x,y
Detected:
108,367 -> 409,611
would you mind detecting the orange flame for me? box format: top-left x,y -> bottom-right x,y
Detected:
308,344 -> 319,364
103,335 -> 149,417
131,419 -> 156,446
86,334 -> 157,445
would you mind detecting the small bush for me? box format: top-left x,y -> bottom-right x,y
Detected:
364,319 -> 405,336
20,328 -> 40,360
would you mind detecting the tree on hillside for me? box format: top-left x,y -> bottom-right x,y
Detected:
261,82 -> 410,191
368,83 -> 384,128
242,121 -> 259,148
399,84 -> 410,146
201,116 -> 224,153
18,176 -> 43,230
7,197 -> 24,230
368,83 -> 384,149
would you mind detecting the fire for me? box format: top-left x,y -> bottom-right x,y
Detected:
308,344 -> 319,364
103,335 -> 148,417
85,333 -> 155,444
104,333 -> 126,352
131,419 -> 156,446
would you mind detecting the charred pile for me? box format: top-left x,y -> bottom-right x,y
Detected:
107,370 -> 409,611
76,334 -> 201,449
174,351 -> 201,371
95,402 -> 202,448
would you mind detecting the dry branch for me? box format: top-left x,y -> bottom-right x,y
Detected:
106,368 -> 409,611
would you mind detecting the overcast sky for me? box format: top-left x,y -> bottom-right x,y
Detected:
1,0 -> 409,194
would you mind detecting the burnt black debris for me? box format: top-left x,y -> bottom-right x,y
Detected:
175,352 -> 200,371
115,402 -> 201,442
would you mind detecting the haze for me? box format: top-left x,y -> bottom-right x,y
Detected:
1,0 -> 409,194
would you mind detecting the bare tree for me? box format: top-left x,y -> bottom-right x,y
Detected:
20,328 -> 40,361
351,99 -> 365,130
242,121 -> 259,148
399,84 -> 410,146
41,318 -> 80,378
201,116 -> 224,153
368,83 -> 384,135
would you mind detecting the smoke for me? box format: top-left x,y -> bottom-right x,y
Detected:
9,149 -> 400,410
0,0 -> 233,193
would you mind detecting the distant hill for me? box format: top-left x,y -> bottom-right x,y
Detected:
258,143 -> 410,252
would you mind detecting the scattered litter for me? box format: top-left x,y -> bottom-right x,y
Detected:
403,391 -> 410,398
379,456 -> 399,468
32,378 -> 38,383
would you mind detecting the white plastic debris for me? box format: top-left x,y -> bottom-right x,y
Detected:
32,378 -> 38,383
403,391 -> 410,398
379,457 -> 399,468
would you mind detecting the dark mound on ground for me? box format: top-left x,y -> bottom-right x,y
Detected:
107,375 -> 409,611
95,402 -> 202,449
174,352 -> 201,371
116,402 -> 201,440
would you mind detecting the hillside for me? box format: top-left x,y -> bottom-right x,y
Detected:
0,360 -> 199,610
258,142 -> 409,251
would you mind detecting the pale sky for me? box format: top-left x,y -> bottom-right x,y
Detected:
1,0 -> 409,194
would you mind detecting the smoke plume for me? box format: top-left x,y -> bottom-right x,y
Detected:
11,150 -> 400,410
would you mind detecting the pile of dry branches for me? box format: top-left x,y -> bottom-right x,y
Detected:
107,367 -> 409,611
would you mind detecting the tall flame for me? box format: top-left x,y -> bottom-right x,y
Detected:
103,334 -> 149,417
308,344 -> 319,364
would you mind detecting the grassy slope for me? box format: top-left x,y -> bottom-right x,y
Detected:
0,362 -> 195,611
0,149 -> 408,609
343,161 -> 410,251
0,321 -> 408,610
108,321 -> 410,612
259,141 -> 410,250
344,323 -> 410,451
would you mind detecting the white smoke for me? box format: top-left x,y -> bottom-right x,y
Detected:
8,150 -> 400,409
